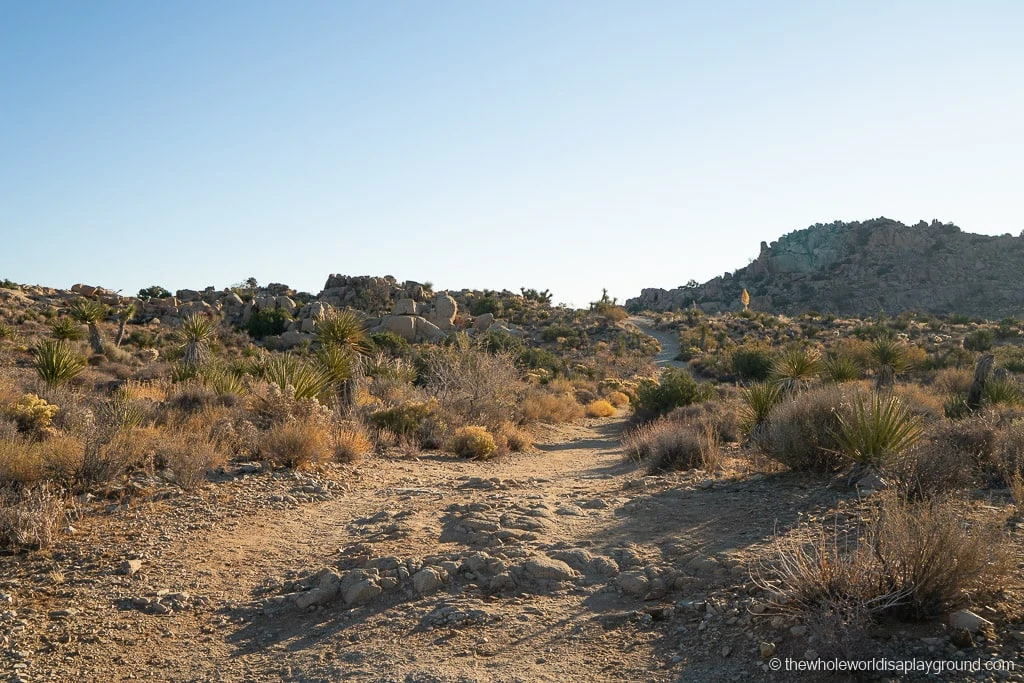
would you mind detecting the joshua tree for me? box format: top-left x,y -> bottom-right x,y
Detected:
68,298 -> 107,354
115,302 -> 137,347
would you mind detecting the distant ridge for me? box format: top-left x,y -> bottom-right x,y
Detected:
627,218 -> 1024,318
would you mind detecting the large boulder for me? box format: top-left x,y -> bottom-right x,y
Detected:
428,293 -> 458,330
393,298 -> 418,316
415,317 -> 446,342
380,315 -> 416,342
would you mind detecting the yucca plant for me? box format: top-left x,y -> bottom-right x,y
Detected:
363,352 -> 417,383
832,392 -> 924,468
114,302 -> 137,347
869,335 -> 908,390
32,339 -> 86,387
740,381 -> 785,439
179,314 -> 216,368
823,354 -> 862,383
315,310 -> 369,355
99,389 -> 147,430
0,322 -> 13,340
263,353 -> 334,400
983,376 -> 1021,406
771,348 -> 823,390
68,298 -> 107,354
201,364 -> 247,397
49,317 -> 84,341
170,361 -> 200,383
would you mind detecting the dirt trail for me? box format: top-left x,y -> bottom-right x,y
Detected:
3,416 -> 847,683
628,316 -> 687,370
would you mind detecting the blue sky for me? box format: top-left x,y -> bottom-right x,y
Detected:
2,2 -> 1022,308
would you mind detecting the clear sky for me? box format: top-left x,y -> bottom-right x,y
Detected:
2,2 -> 1022,308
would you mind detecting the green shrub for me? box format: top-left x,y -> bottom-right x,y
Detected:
741,381 -> 784,438
470,296 -> 503,317
49,318 -> 84,341
369,400 -> 446,446
731,346 -> 773,381
963,329 -> 994,352
823,354 -> 862,383
246,308 -> 291,339
369,332 -> 410,356
262,353 -> 334,400
771,348 -> 823,388
983,377 -> 1021,406
32,340 -> 86,387
137,285 -> 172,300
635,367 -> 714,419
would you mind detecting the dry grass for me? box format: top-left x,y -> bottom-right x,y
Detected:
623,418 -> 719,473
606,390 -> 630,408
0,484 -> 65,549
495,422 -> 532,452
261,420 -> 333,469
584,399 -> 616,418
520,388 -> 583,423
760,384 -> 852,471
157,432 -> 223,491
334,423 -> 372,463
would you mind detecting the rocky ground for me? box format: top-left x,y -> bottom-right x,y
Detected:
1,416 -> 1021,682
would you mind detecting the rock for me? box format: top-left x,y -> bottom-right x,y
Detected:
428,293 -> 458,330
380,315 -> 416,342
342,580 -> 381,606
276,296 -> 297,313
790,625 -> 808,637
415,317 -> 446,342
615,571 -> 650,597
759,642 -> 776,658
949,609 -> 992,633
581,498 -> 609,509
521,557 -> 578,584
412,567 -> 447,595
392,298 -> 418,315
474,313 -> 494,330
118,559 -> 143,576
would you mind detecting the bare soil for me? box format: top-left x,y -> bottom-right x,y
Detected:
1,417 -> 1021,682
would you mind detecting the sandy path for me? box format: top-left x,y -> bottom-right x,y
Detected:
629,316 -> 687,370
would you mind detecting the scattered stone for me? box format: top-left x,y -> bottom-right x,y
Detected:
118,560 -> 143,576
413,567 -> 447,595
521,557 -> 578,583
615,571 -> 649,597
949,609 -> 992,633
759,642 -> 776,658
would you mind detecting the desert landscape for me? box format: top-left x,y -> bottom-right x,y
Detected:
0,219 -> 1023,681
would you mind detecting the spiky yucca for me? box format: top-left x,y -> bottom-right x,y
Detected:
823,355 -> 862,383
180,314 -> 216,368
741,381 -> 785,438
315,310 -> 368,355
32,339 -> 86,387
49,318 -> 84,341
869,335 -> 908,390
771,348 -> 823,390
832,392 -> 924,468
68,299 -> 107,354
263,353 -> 334,400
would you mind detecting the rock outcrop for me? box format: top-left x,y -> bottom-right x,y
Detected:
628,218 -> 1024,318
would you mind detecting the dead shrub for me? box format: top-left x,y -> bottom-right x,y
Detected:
157,432 -> 223,491
0,436 -> 44,485
261,421 -> 333,469
0,484 -> 65,549
894,383 -> 945,422
496,422 -> 532,452
585,399 -> 616,418
935,367 -> 972,396
423,335 -> 522,429
761,384 -> 853,471
886,442 -> 975,500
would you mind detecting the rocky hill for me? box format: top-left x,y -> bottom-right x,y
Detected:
627,218 -> 1024,318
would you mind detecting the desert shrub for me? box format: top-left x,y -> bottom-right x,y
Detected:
138,285 -> 172,300
606,390 -> 630,408
164,382 -> 218,418
760,496 -> 1014,627
368,400 -> 447,447
261,420 -> 332,469
520,388 -> 583,423
32,340 -> 86,387
0,484 -> 65,549
823,354 -> 862,383
635,367 -> 714,420
623,418 -> 718,472
157,432 -> 222,490
369,332 -> 410,356
832,392 -> 924,468
50,318 -> 84,341
246,308 -> 291,339
470,297 -> 503,317
585,399 -> 616,418
79,429 -> 155,486
448,425 -> 497,460
6,394 -> 59,437
422,335 -> 521,428
761,384 -> 852,471
495,422 -> 532,452
201,364 -> 247,397
887,443 -> 976,500
520,347 -> 567,376
934,367 -> 972,395
731,345 -> 773,381
963,329 -> 994,352
872,496 -> 1014,618
892,383 -> 944,421
0,437 -> 44,485
40,434 -> 85,484
334,423 -> 372,463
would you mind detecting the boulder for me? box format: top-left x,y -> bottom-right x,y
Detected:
276,296 -> 297,313
474,313 -> 495,330
428,292 -> 458,330
380,315 -> 416,342
521,556 -> 578,582
949,609 -> 992,632
412,567 -> 447,595
392,298 -> 418,316
415,317 -> 446,342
